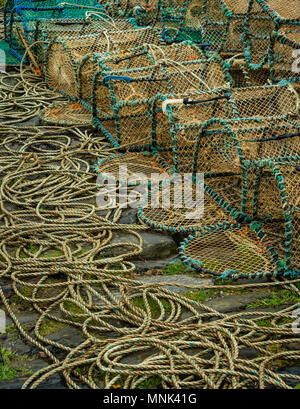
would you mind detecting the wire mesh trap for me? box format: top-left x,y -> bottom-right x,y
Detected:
78,40 -> 207,103
45,26 -> 162,99
243,0 -> 300,70
92,56 -> 232,148
179,221 -> 280,279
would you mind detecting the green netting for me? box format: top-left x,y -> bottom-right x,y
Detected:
160,0 -> 204,44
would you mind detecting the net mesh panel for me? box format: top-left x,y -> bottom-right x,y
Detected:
78,41 -> 206,103
40,101 -> 93,125
179,223 -> 279,278
92,56 -> 232,148
137,179 -> 238,233
45,27 -> 162,99
270,28 -> 300,84
96,151 -> 172,184
33,16 -> 134,65
244,0 -> 300,69
155,84 -> 299,175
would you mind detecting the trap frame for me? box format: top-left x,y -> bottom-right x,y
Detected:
160,0 -> 204,44
179,221 -> 281,279
154,83 -> 299,175
202,0 -> 250,53
244,159 -> 299,276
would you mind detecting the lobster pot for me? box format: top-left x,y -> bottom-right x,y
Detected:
249,161 -> 299,275
244,0 -> 300,69
40,102 -> 93,126
6,1 -> 108,59
78,41 -> 206,102
155,84 -> 299,175
270,29 -> 300,84
45,27 -> 161,99
216,0 -> 250,53
160,0 -> 204,43
179,222 -> 280,279
92,57 -> 232,148
34,15 -> 131,65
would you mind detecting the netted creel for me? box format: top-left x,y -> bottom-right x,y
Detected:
33,13 -> 135,65
5,0 -> 109,60
243,159 -> 299,276
227,59 -> 271,88
95,151 -> 173,186
243,0 -> 300,70
77,40 -> 207,103
45,26 -> 162,99
269,28 -> 300,84
40,101 -> 93,125
91,56 -> 232,148
193,0 -> 249,53
154,83 -> 299,175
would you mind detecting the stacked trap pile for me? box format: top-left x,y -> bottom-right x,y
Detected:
4,0 -> 109,60
7,0 -> 299,280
